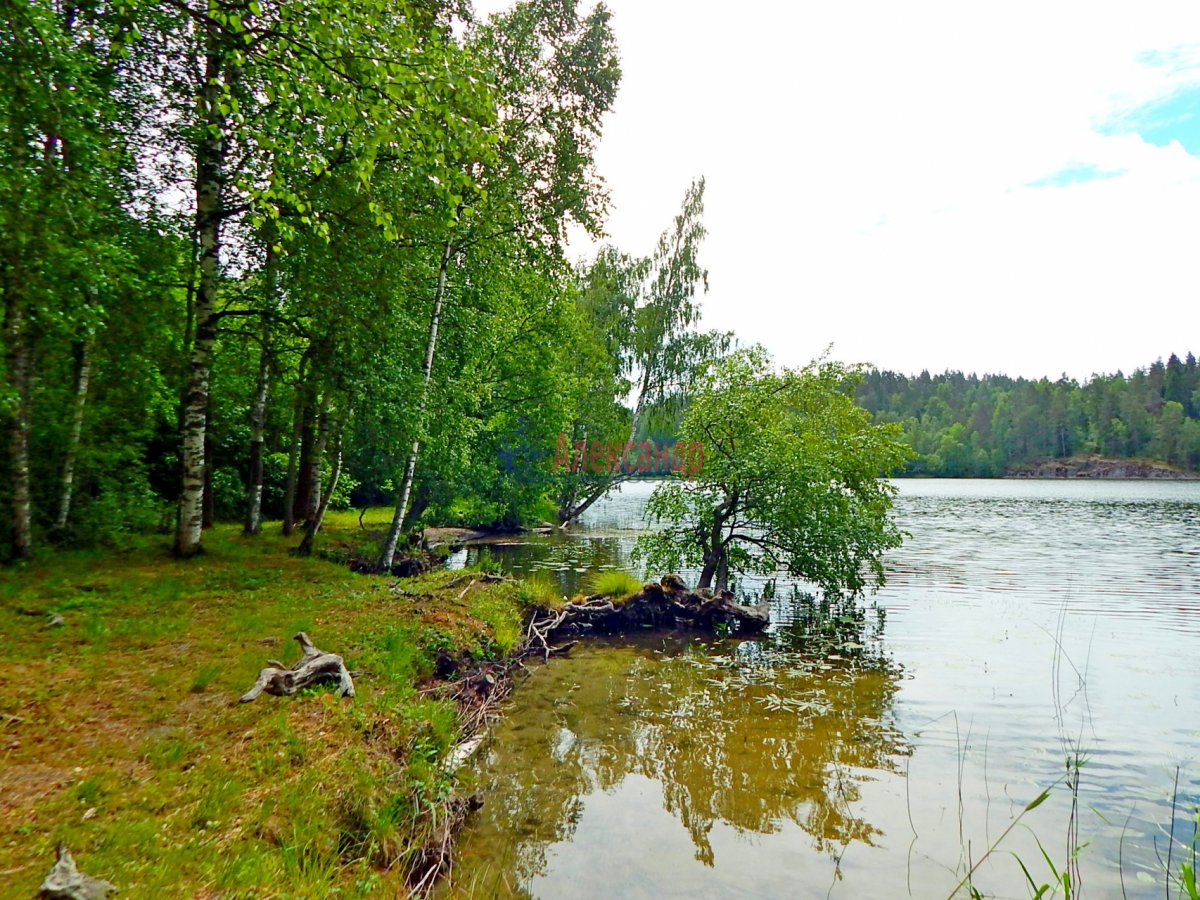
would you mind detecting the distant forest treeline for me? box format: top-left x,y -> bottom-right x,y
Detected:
855,353 -> 1200,476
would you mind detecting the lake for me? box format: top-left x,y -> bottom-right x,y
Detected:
441,479 -> 1200,898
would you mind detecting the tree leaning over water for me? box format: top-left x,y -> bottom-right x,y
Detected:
635,349 -> 913,596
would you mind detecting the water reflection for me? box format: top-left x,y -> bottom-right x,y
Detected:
443,629 -> 907,898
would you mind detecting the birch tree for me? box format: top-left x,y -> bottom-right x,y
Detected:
556,178 -> 732,525
376,0 -> 620,568
0,0 -> 138,557
127,0 -> 494,557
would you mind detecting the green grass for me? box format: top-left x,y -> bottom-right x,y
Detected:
588,569 -> 643,601
515,572 -> 566,610
0,519 -> 526,898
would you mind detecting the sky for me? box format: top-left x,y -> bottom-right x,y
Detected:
476,0 -> 1200,381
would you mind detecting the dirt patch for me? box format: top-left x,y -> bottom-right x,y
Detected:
0,763 -> 74,814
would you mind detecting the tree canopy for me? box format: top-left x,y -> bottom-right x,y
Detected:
0,0 -> 634,560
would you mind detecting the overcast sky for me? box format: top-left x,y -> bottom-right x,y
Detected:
478,0 -> 1200,380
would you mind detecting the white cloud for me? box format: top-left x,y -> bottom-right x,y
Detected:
477,0 -> 1200,378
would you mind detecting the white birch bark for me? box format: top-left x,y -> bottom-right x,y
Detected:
55,339 -> 91,531
174,31 -> 225,558
378,240 -> 453,569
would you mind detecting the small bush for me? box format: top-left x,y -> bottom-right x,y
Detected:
69,472 -> 173,546
210,465 -> 244,521
440,496 -> 504,528
328,471 -> 360,511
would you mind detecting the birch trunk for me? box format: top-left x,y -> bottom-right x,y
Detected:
4,294 -> 33,560
378,240 -> 453,569
4,90 -> 33,560
281,356 -> 309,537
297,435 -> 342,556
697,493 -> 735,591
304,391 -> 332,526
174,27 -> 225,558
293,381 -> 317,526
55,338 -> 91,531
243,304 -> 272,534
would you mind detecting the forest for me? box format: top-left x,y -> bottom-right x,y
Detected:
0,0 -> 743,564
856,353 -> 1200,477
3,0 -> 1196,568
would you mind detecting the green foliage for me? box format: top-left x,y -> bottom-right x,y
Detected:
210,467 -> 245,522
635,349 -> 913,597
67,472 -> 174,548
0,0 -> 627,556
468,587 -> 524,656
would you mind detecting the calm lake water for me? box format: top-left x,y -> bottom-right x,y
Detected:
442,479 -> 1200,898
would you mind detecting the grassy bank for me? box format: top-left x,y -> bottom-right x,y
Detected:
0,511 -> 526,897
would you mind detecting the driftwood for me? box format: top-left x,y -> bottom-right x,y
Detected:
239,632 -> 354,703
40,845 -> 116,899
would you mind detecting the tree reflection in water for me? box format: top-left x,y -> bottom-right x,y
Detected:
443,594 -> 908,898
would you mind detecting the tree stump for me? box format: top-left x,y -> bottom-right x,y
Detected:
40,845 -> 116,899
239,632 -> 355,703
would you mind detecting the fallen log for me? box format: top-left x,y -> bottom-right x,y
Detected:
239,632 -> 355,703
40,845 -> 116,900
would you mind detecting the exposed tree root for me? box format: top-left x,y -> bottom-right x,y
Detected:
536,574 -> 770,638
